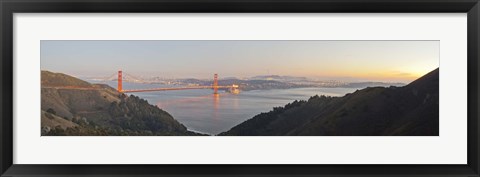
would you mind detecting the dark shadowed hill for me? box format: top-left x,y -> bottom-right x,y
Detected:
219,68 -> 439,136
41,70 -> 202,136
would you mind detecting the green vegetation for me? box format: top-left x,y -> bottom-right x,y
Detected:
219,68 -> 439,136
41,68 -> 439,136
41,70 -> 203,136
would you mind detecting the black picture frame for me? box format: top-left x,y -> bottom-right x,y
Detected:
1,0 -> 479,176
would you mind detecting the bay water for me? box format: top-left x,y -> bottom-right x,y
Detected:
97,81 -> 357,135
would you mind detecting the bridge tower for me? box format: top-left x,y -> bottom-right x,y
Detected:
118,70 -> 123,92
213,74 -> 218,95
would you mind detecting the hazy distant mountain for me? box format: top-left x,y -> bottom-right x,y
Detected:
249,75 -> 405,88
169,75 -> 406,91
41,71 -> 201,136
219,68 -> 439,136
250,75 -> 308,82
177,78 -> 302,91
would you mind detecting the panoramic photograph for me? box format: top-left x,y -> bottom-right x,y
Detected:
40,40 -> 439,136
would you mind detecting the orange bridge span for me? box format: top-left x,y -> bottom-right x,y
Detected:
117,71 -> 238,94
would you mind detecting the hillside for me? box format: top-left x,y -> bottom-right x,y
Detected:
41,71 -> 201,136
219,68 -> 439,136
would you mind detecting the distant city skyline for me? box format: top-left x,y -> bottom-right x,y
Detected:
41,40 -> 439,83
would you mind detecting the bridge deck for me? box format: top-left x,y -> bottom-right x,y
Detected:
122,85 -> 237,93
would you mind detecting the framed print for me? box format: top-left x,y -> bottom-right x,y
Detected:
1,0 -> 479,176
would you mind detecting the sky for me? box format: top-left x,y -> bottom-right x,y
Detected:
41,40 -> 439,83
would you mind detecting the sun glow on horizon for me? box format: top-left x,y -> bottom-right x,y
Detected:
41,40 -> 439,83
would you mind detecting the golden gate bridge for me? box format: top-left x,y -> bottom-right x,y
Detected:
103,70 -> 239,94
